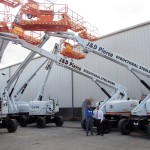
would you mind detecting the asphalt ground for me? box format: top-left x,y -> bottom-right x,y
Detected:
0,121 -> 150,150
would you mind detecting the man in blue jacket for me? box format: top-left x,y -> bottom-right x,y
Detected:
85,104 -> 93,136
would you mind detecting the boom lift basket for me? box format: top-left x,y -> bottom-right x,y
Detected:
78,22 -> 99,41
11,26 -> 42,45
0,21 -> 9,32
60,42 -> 86,60
0,10 -> 14,32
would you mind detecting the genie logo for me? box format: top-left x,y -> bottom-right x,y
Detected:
31,105 -> 40,109
130,104 -> 137,107
110,105 -> 114,109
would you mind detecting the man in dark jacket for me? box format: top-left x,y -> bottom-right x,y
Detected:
85,104 -> 93,136
82,98 -> 93,121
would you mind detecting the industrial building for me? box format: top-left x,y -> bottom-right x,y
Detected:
0,21 -> 150,120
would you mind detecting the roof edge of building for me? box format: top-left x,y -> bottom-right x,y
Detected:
97,20 -> 150,40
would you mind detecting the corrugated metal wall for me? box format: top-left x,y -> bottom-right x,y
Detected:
72,22 -> 150,110
0,57 -> 73,108
0,22 -> 150,119
73,55 -> 114,107
93,23 -> 150,99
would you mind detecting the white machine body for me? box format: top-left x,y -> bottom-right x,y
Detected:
16,101 -> 29,113
29,99 -> 59,116
96,88 -> 128,114
105,99 -> 139,116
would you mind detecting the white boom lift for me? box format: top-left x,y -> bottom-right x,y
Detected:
12,47 -> 64,128
45,31 -> 150,135
0,34 -> 65,129
0,32 -> 129,133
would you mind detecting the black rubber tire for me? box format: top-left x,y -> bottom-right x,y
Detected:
6,119 -> 18,133
102,119 -> 111,134
45,116 -> 51,124
36,117 -> 46,128
54,116 -> 64,126
19,115 -> 28,127
147,124 -> 150,135
118,118 -> 131,135
81,119 -> 86,130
